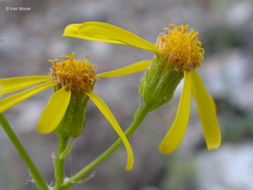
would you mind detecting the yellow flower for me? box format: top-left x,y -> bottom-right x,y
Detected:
0,52 -> 134,171
63,22 -> 221,154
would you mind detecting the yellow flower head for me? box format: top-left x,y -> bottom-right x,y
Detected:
0,52 -> 134,171
156,24 -> 205,71
63,21 -> 221,154
50,52 -> 97,93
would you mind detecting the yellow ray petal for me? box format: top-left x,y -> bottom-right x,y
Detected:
159,71 -> 191,154
0,81 -> 55,113
85,90 -> 134,171
63,22 -> 157,52
63,24 -> 125,44
37,87 -> 71,134
0,76 -> 51,95
190,70 -> 221,150
208,94 -> 217,113
97,60 -> 152,78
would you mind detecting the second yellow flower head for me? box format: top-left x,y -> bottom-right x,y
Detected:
156,24 -> 205,71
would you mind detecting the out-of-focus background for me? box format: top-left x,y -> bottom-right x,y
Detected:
0,0 -> 253,189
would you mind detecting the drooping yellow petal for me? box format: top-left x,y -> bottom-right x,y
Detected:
97,60 -> 152,78
159,71 -> 191,154
85,90 -> 134,171
63,22 -> 157,52
208,94 -> 217,113
0,76 -> 51,95
37,87 -> 71,134
190,70 -> 221,150
0,81 -> 55,113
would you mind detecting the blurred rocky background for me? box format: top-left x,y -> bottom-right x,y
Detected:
0,0 -> 253,189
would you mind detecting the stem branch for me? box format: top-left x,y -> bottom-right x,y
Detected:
61,103 -> 150,189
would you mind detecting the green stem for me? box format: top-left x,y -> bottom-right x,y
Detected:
0,113 -> 48,190
53,136 -> 69,190
60,103 -> 150,189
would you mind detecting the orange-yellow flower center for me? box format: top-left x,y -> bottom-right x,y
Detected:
156,24 -> 205,71
50,52 -> 97,93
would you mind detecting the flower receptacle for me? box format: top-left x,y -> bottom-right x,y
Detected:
139,55 -> 183,110
55,92 -> 89,137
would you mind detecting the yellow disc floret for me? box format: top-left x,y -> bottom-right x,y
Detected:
50,52 -> 97,93
156,24 -> 205,71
